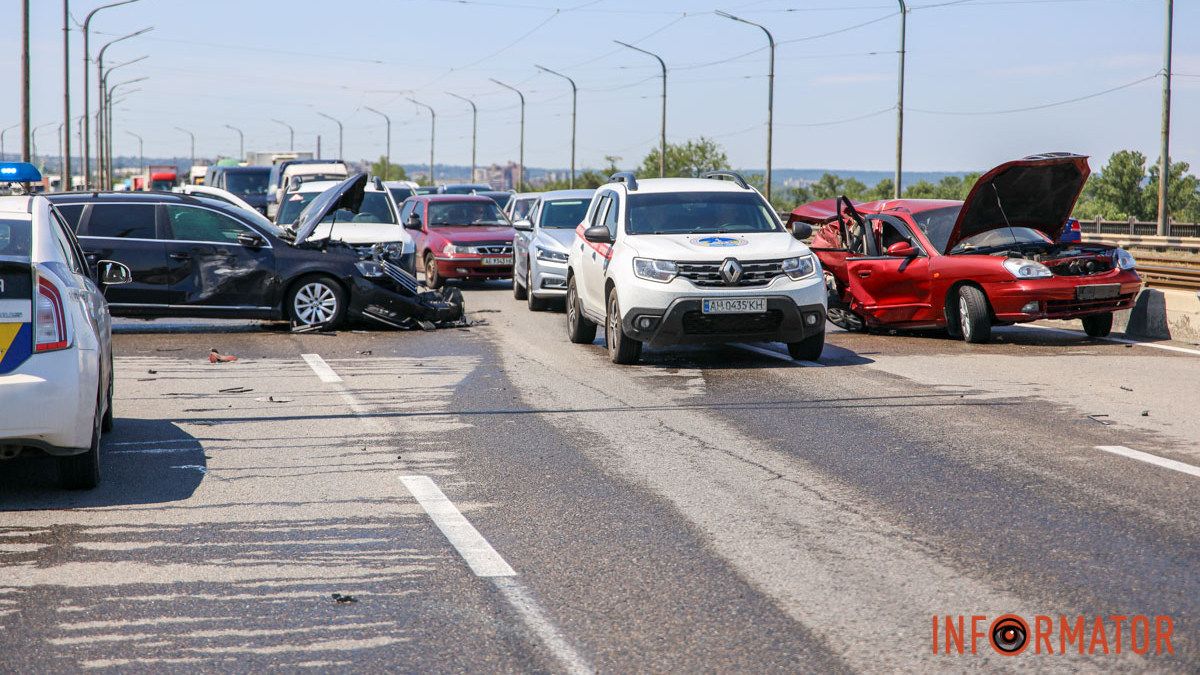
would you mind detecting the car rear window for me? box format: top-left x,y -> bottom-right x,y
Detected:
84,204 -> 157,239
0,219 -> 32,257
540,198 -> 592,229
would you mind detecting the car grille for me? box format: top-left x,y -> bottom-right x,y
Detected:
676,259 -> 786,287
471,242 -> 513,255
681,309 -> 784,335
1046,293 -> 1136,314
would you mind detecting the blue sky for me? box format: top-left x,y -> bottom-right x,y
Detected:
2,0 -> 1196,174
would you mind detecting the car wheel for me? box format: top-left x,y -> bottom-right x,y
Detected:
101,364 -> 114,433
424,253 -> 443,289
513,262 -> 528,300
60,385 -> 102,490
826,306 -> 865,332
606,287 -> 641,365
957,285 -> 992,344
566,276 -> 597,344
527,269 -> 548,311
787,330 -> 825,361
1082,312 -> 1113,338
289,275 -> 346,328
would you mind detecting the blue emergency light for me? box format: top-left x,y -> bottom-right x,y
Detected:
0,162 -> 42,183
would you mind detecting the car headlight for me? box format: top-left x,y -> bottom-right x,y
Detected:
443,243 -> 473,255
535,245 -> 568,263
1002,258 -> 1053,279
633,257 -> 678,283
1113,248 -> 1137,270
355,261 -> 384,278
781,255 -> 817,280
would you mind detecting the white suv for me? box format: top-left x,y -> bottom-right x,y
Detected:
565,172 -> 826,364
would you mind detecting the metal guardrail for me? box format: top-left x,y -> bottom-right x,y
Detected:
1080,219 -> 1200,239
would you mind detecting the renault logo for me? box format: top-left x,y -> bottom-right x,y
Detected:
719,258 -> 743,285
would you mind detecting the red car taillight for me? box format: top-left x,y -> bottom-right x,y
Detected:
35,275 -> 69,352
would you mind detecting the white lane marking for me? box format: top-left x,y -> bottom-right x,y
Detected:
301,353 -> 343,382
108,439 -> 198,447
1096,445 -> 1200,478
1025,324 -> 1200,356
400,475 -> 516,578
491,577 -> 592,675
109,447 -> 196,455
732,343 -> 825,367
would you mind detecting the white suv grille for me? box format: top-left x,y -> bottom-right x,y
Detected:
676,259 -> 786,287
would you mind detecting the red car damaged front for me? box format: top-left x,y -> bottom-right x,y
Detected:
789,153 -> 1142,343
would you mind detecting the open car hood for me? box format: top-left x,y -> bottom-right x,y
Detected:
292,173 -> 367,244
946,153 -> 1089,251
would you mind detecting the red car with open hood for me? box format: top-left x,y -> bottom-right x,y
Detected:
788,153 -> 1141,343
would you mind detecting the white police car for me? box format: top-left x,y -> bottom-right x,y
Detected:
0,163 -> 131,489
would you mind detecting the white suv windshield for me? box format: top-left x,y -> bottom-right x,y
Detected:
626,191 -> 779,235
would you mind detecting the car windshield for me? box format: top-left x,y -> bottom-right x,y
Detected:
540,198 -> 592,229
277,191 -> 318,226
428,201 -> 509,226
0,219 -> 31,257
442,184 -> 491,194
911,205 -> 962,253
626,191 -> 779,235
511,198 -> 536,220
388,187 -> 414,203
225,171 -> 270,195
950,226 -> 1051,253
278,191 -> 395,227
195,197 -> 285,238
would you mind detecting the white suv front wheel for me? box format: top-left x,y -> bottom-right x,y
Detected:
605,287 -> 642,365
566,276 -> 597,344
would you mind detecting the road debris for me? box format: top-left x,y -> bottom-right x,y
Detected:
254,396 -> 293,403
209,349 -> 238,364
1120,386 -> 1133,392
330,593 -> 358,604
1142,410 -> 1150,417
1087,414 -> 1114,426
148,369 -> 157,374
219,386 -> 253,394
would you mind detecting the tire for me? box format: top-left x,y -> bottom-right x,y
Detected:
288,275 -> 347,328
512,265 -> 528,300
944,293 -> 962,338
606,287 -> 642,365
101,366 -> 114,433
60,386 -> 102,490
1082,312 -> 1113,338
787,330 -> 825,361
957,285 -> 992,344
566,275 -> 597,344
826,306 -> 865,332
527,269 -> 548,311
424,254 -> 443,289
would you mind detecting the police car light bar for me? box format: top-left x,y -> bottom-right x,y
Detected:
0,162 -> 43,183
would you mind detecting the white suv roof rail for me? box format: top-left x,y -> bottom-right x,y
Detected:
699,170 -> 750,189
609,172 -> 638,191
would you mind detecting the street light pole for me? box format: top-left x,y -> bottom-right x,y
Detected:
2,124 -> 19,162
614,40 -> 666,177
894,0 -> 907,198
535,65 -> 578,189
1157,0 -> 1173,236
490,79 -> 525,189
125,130 -> 142,175
271,118 -> 294,151
174,126 -> 194,169
408,98 -> 436,186
33,123 -> 56,170
103,75 -> 146,184
446,93 -> 477,182
363,107 -> 391,181
81,0 -> 139,188
62,0 -> 72,189
98,55 -> 146,178
316,112 -> 343,160
715,11 -> 774,201
224,125 -> 244,161
96,27 -> 151,184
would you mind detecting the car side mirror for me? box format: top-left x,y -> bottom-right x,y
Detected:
237,232 -> 266,248
583,225 -> 613,244
405,213 -> 422,230
791,222 -> 813,240
513,218 -> 533,231
97,260 -> 132,286
886,241 -> 916,257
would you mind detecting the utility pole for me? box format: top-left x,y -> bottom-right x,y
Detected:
363,107 -> 391,181
715,11 -> 774,200
81,1 -> 139,188
125,130 -> 142,175
174,126 -> 194,169
317,112 -> 343,160
894,1 -> 907,198
62,0 -> 72,188
535,65 -> 578,189
271,118 -> 294,151
224,124 -> 244,161
1157,0 -> 1173,236
408,98 -> 436,186
446,93 -> 477,181
490,79 -> 525,189
21,0 -> 31,163
614,40 -> 666,177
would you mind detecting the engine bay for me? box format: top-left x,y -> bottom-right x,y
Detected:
1001,243 -> 1117,276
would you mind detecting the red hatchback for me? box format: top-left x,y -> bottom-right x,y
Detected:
400,195 -> 516,288
788,153 -> 1142,343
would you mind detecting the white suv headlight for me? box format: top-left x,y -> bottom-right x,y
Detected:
1002,258 -> 1053,279
535,245 -> 568,263
1113,248 -> 1136,270
781,255 -> 817,280
633,257 -> 678,283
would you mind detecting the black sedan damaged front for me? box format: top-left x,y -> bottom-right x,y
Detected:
291,173 -> 465,329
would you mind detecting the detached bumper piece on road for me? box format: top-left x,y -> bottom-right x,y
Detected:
622,297 -> 826,347
349,260 -> 466,330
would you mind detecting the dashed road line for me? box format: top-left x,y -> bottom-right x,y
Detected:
732,343 -> 825,367
301,353 -> 343,382
1096,445 -> 1200,478
399,475 -> 516,577
1026,324 -> 1200,356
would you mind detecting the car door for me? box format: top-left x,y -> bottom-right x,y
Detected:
76,202 -> 172,308
161,203 -> 278,311
844,214 -> 934,325
48,208 -> 109,365
513,199 -> 538,281
580,192 -> 617,311
403,202 -> 429,260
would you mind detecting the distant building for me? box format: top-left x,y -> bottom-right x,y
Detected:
474,162 -> 522,190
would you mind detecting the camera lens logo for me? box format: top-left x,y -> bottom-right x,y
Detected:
989,614 -> 1029,656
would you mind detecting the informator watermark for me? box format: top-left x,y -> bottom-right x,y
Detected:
932,614 -> 1175,656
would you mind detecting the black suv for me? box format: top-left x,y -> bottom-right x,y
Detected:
47,175 -> 461,328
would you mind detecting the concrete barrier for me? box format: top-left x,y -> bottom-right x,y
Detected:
1115,288 -> 1200,342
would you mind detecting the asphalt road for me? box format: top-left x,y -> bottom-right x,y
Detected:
2,281 -> 1198,672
